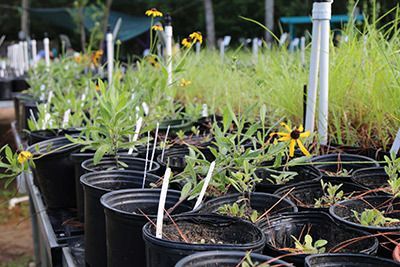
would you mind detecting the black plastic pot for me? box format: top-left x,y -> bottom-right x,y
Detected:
200,192 -> 298,219
27,128 -> 81,145
255,165 -> 322,194
274,179 -> 368,212
175,250 -> 293,267
310,153 -> 379,181
143,214 -> 266,267
0,78 -> 12,100
72,151 -> 139,222
157,146 -> 215,174
259,211 -> 379,266
351,167 -> 390,191
136,143 -> 162,159
320,143 -> 392,162
80,170 -> 160,267
27,136 -> 80,208
329,196 -> 400,257
159,119 -> 193,133
12,76 -> 29,92
305,253 -> 400,267
101,189 -> 195,267
81,156 -> 161,175
13,93 -> 38,134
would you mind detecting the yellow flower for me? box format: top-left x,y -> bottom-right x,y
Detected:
18,151 -> 32,164
270,122 -> 311,157
179,78 -> 192,87
74,54 -> 82,63
181,38 -> 193,48
95,84 -> 100,91
145,8 -> 163,18
152,25 -> 163,31
189,32 -> 203,44
145,55 -> 160,68
92,50 -> 103,67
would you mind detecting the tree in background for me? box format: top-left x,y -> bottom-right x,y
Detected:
265,0 -> 274,43
203,0 -> 216,49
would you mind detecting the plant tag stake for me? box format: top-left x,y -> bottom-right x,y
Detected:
160,125 -> 170,162
62,109 -> 71,129
390,129 -> 400,155
142,132 -> 151,189
149,122 -> 159,170
128,117 -> 143,154
202,104 -> 208,117
42,113 -> 51,130
142,102 -> 149,116
193,161 -> 216,210
156,167 -> 171,239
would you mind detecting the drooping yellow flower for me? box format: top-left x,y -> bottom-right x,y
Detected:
92,50 -> 103,67
181,38 -> 193,48
152,25 -> 164,31
189,32 -> 203,44
18,151 -> 33,164
179,78 -> 192,87
145,8 -> 163,18
145,55 -> 160,68
270,122 -> 311,157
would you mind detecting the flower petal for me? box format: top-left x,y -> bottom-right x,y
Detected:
280,122 -> 292,132
289,139 -> 296,157
300,131 -> 311,138
278,136 -> 291,142
297,139 -> 311,156
298,125 -> 304,132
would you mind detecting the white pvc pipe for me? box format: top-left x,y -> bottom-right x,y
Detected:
106,32 -> 114,85
195,42 -> 201,55
165,25 -> 173,85
43,37 -> 50,67
31,40 -> 37,67
305,19 -> 322,133
128,117 -> 143,155
318,19 -> 331,145
23,41 -> 29,72
156,167 -> 171,239
160,125 -> 170,162
300,36 -> 306,67
220,41 -> 224,62
252,38 -> 259,64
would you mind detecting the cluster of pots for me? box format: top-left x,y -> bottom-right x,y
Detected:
16,98 -> 399,267
0,76 -> 29,100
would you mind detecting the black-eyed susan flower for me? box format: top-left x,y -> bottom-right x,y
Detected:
189,32 -> 203,44
181,38 -> 192,48
145,55 -> 160,68
92,50 -> 103,67
145,8 -> 163,18
18,151 -> 32,164
152,25 -> 164,31
179,78 -> 192,87
270,122 -> 311,157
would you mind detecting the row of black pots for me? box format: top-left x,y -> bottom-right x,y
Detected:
175,251 -> 400,267
0,77 -> 29,100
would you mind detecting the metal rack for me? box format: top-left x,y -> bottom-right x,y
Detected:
12,121 -> 84,267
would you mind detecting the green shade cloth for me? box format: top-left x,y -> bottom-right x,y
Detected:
29,7 -> 156,41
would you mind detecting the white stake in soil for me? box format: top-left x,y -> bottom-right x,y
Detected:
300,36 -> 306,67
149,123 -> 159,170
390,129 -> 400,155
142,132 -> 151,189
31,39 -> 37,67
128,117 -> 143,155
252,38 -> 259,64
62,109 -> 71,129
165,16 -> 173,85
193,161 -> 216,210
160,125 -> 170,162
156,167 -> 172,239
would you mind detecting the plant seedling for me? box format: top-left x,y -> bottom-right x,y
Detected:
352,208 -> 400,227
314,180 -> 346,208
240,251 -> 271,267
384,153 -> 400,197
217,201 -> 260,223
289,234 -> 328,254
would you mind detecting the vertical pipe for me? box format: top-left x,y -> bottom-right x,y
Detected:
31,39 -> 37,67
165,15 -> 173,85
106,31 -> 113,85
220,41 -> 224,62
318,19 -> 330,145
305,18 -> 322,133
252,37 -> 259,64
300,36 -> 306,67
43,36 -> 50,67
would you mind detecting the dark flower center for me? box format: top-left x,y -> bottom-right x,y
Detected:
290,130 -> 300,139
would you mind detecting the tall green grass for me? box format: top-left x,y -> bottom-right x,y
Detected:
173,8 -> 400,149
